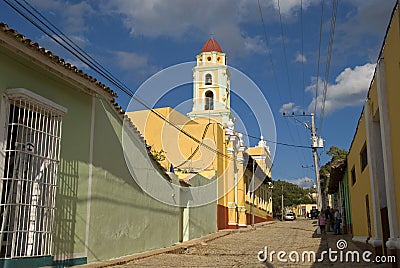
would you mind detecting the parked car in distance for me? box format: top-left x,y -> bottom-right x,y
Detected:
310,208 -> 319,219
284,212 -> 296,221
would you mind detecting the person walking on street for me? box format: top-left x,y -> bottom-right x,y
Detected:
324,206 -> 333,232
334,209 -> 342,235
318,213 -> 326,235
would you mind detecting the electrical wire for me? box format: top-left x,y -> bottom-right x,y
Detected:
276,0 -> 293,102
4,0 -> 232,161
276,0 -> 310,175
257,0 -> 310,176
5,0 -> 315,175
314,0 -> 325,115
300,0 -> 306,110
318,0 -> 338,134
239,132 -> 311,149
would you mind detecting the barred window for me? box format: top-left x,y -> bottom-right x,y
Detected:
0,88 -> 66,258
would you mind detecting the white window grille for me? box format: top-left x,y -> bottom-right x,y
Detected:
0,88 -> 66,259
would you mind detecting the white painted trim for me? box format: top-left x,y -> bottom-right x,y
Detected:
0,95 -> 9,205
376,58 -> 399,240
387,238 -> 400,249
5,88 -> 67,114
368,237 -> 383,247
84,95 -> 96,256
352,236 -> 368,243
183,207 -> 190,242
364,101 -> 382,242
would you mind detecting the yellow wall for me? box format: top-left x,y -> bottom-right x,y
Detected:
347,113 -> 375,238
128,106 -> 272,227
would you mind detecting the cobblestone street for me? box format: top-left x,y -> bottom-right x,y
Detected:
82,219 -> 395,268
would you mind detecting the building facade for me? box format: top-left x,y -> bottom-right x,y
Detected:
0,22 -> 216,267
347,3 -> 400,260
128,38 -> 273,230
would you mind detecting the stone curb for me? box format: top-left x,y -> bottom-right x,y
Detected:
75,221 -> 277,268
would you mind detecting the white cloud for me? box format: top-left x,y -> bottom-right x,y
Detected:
98,0 -> 320,57
279,102 -> 302,115
244,36 -> 268,54
288,176 -> 315,188
294,52 -> 306,63
31,0 -> 94,35
110,50 -> 159,80
306,63 -> 376,115
270,0 -> 320,16
335,0 -> 396,59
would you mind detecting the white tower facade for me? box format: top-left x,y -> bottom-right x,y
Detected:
188,38 -> 233,125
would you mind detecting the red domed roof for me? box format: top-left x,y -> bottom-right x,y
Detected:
200,38 -> 223,53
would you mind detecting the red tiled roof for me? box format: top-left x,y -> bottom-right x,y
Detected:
200,38 -> 223,53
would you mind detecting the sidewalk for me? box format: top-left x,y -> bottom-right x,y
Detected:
317,229 -> 395,267
75,221 -> 277,268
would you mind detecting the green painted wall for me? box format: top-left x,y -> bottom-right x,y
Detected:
186,175 -> 217,240
0,39 -> 218,266
0,45 -> 91,258
87,98 -> 181,262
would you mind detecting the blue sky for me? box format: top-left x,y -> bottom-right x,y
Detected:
0,0 -> 396,187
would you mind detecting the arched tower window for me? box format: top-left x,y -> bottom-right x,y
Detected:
205,91 -> 214,110
205,74 -> 212,85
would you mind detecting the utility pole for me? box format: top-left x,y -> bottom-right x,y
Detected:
311,113 -> 323,211
281,185 -> 284,221
283,112 -> 324,212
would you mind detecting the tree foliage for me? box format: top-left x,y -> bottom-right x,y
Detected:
272,180 -> 315,216
319,146 -> 348,192
151,149 -> 166,162
326,146 -> 348,162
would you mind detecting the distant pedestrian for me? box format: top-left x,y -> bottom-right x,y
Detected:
324,206 -> 333,232
334,209 -> 342,235
330,207 -> 335,231
318,213 -> 326,235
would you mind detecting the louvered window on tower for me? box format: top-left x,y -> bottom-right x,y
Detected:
0,88 -> 66,259
205,74 -> 212,85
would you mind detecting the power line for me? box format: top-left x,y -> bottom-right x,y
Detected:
4,0 -> 232,161
257,0 -> 305,177
300,0 -> 306,110
314,0 -> 325,115
318,0 -> 338,134
240,132 -> 311,149
6,0 -> 314,171
257,0 -> 283,102
276,0 -> 293,102
276,0 -> 310,176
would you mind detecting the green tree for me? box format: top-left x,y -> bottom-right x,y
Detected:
319,146 -> 348,192
326,146 -> 348,162
151,148 -> 166,162
272,180 -> 315,216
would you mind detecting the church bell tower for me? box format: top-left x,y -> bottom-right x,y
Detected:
188,38 -> 232,125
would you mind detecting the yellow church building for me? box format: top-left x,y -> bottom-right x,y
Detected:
127,38 -> 273,229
